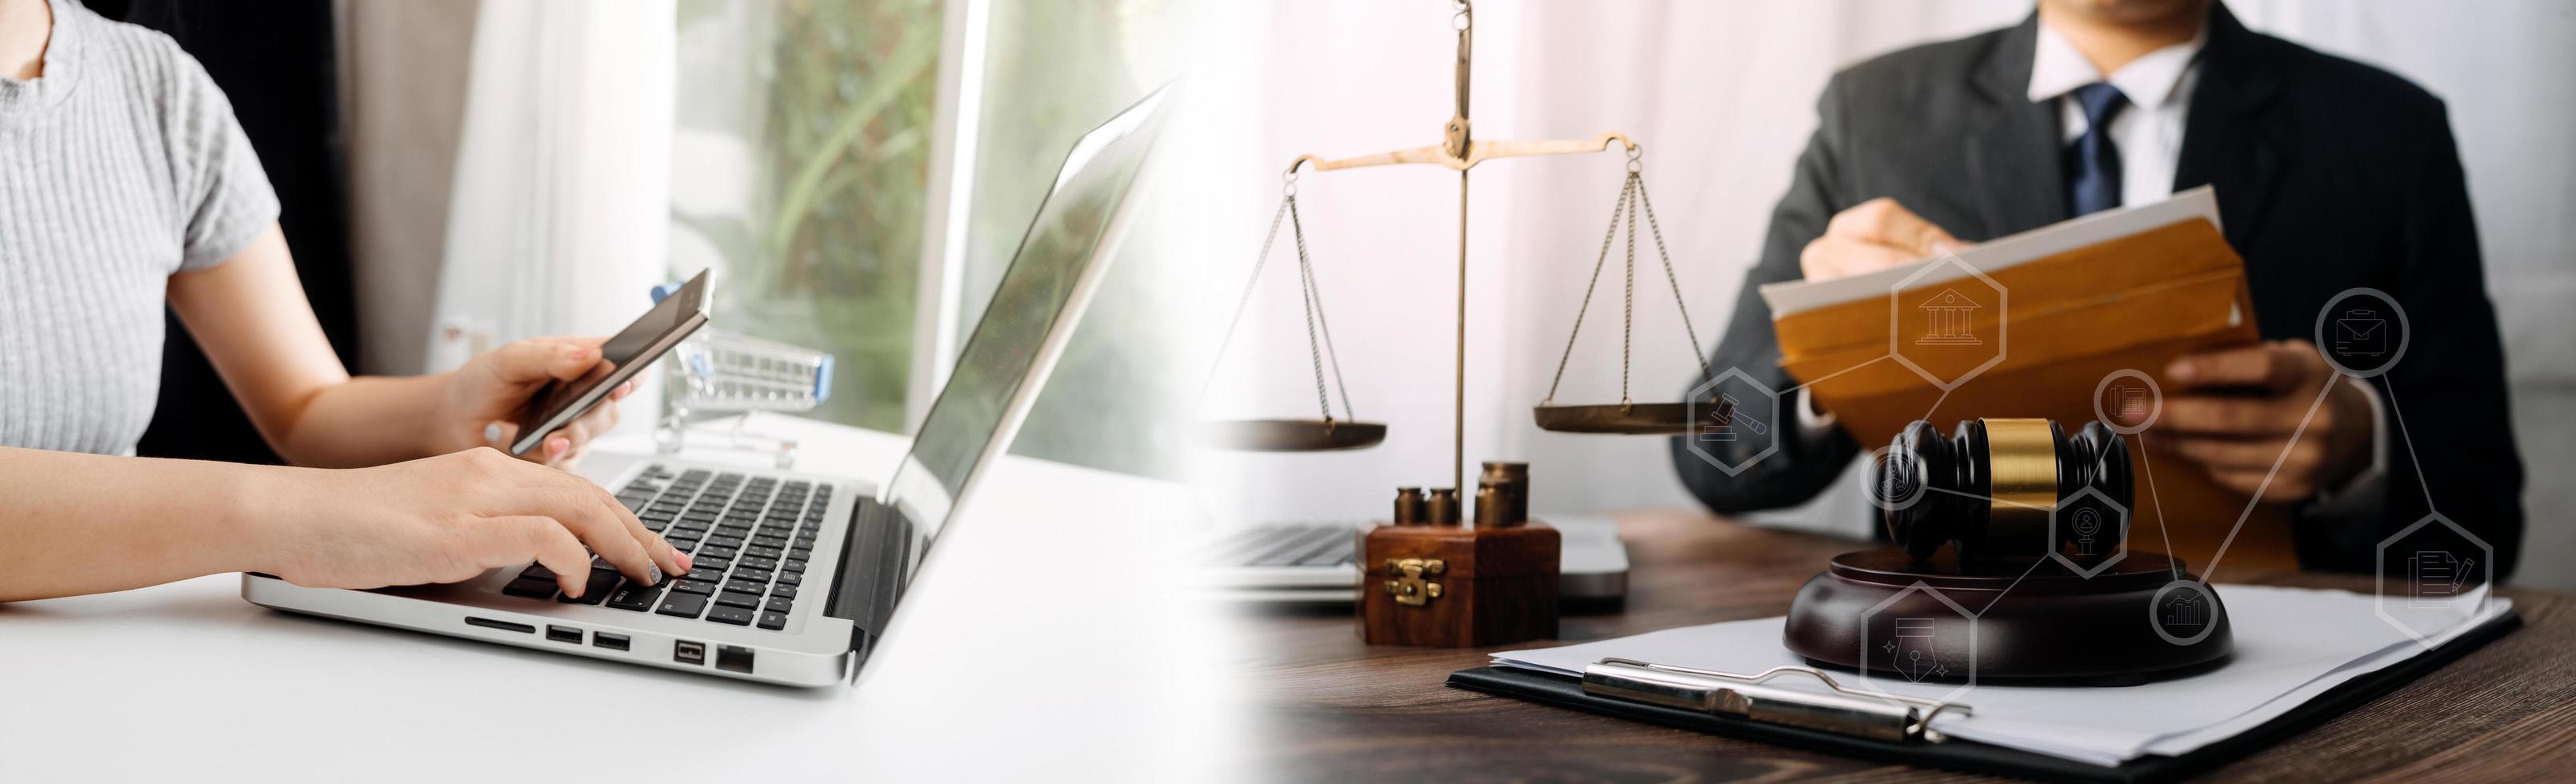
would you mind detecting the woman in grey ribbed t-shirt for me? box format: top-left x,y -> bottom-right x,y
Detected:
0,0 -> 688,601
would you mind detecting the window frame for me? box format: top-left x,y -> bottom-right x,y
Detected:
904,0 -> 993,432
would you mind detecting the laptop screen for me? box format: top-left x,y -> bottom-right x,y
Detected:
879,88 -> 1166,541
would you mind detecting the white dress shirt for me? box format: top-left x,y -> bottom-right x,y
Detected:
2027,21 -> 2203,211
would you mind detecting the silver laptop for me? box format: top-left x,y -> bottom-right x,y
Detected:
1189,518 -> 1630,602
243,87 -> 1169,686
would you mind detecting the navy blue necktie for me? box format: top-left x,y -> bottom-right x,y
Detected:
2066,82 -> 2130,217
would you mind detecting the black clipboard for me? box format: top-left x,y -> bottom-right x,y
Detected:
1447,608 -> 2519,783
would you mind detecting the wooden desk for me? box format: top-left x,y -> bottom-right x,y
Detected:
1241,511 -> 2576,782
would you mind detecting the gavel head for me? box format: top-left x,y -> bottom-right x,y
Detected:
1874,418 -> 2133,565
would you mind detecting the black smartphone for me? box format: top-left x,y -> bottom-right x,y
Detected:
509,269 -> 710,455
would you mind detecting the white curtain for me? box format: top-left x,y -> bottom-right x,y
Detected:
426,0 -> 678,436
1209,1 -> 2576,572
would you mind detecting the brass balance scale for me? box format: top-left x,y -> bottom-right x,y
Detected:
1201,1 -> 1726,482
1198,2 -> 1727,647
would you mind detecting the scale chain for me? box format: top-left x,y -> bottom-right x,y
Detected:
1634,177 -> 1714,388
1294,202 -> 1359,422
1622,172 -> 1638,406
1541,174 -> 1636,405
1286,197 -> 1348,424
1202,196 -> 1295,410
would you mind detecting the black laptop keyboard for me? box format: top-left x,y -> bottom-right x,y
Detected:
1196,523 -> 1358,568
498,466 -> 828,630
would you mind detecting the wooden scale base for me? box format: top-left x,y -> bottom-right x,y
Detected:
1783,549 -> 2233,685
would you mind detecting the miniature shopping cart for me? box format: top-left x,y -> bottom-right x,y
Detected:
648,283 -> 834,468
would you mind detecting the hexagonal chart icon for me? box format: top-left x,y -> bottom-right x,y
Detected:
2374,513 -> 2494,648
1682,368 -> 1782,478
2048,485 -> 2130,578
1855,582 -> 1979,707
1890,254 -> 2008,391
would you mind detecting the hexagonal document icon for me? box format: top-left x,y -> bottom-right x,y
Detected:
2374,513 -> 2494,648
2048,486 -> 2130,578
1855,582 -> 1979,708
1682,368 -> 1781,478
1890,255 -> 2008,391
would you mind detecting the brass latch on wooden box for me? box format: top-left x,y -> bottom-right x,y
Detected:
1382,558 -> 1446,606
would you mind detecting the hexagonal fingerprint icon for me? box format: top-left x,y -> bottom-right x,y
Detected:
1890,254 -> 2008,391
1683,368 -> 1782,478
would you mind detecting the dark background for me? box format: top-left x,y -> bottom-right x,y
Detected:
95,0 -> 358,464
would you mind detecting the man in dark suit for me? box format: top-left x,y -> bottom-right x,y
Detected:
1672,0 -> 2525,578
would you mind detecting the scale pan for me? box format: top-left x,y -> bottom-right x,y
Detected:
1531,402 -> 1701,435
1198,418 -> 1388,451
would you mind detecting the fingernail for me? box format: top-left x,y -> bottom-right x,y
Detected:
482,422 -> 502,445
548,438 -> 570,455
678,552 -> 695,571
644,563 -> 663,586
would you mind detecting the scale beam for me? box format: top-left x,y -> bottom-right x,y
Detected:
1287,133 -> 1637,174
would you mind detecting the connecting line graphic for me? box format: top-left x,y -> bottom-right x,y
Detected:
2136,432 -> 2183,581
1916,485 -> 2056,616
2198,378 -> 2338,583
1779,354 -> 1890,397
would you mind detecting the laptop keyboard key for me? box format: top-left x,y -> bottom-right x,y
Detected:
706,605 -> 755,626
758,612 -> 788,630
502,576 -> 558,599
764,597 -> 792,614
682,567 -> 726,583
714,590 -> 762,609
723,578 -> 769,595
669,579 -> 717,596
655,591 -> 709,618
558,570 -> 618,604
605,582 -> 662,611
699,546 -> 738,561
770,585 -> 797,600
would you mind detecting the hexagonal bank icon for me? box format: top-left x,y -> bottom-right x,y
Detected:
1683,367 -> 1781,478
1855,582 -> 1979,707
2374,513 -> 2494,648
2048,485 -> 2130,578
1890,254 -> 2008,391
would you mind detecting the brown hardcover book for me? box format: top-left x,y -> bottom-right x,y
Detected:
1758,188 -> 2295,574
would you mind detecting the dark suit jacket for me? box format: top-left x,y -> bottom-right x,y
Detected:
1670,3 -> 2526,578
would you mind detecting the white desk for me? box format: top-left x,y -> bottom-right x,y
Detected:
0,414 -> 1246,782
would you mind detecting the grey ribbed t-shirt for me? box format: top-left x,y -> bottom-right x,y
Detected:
0,0 -> 278,454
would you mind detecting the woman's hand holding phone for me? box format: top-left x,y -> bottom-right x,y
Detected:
431,337 -> 634,468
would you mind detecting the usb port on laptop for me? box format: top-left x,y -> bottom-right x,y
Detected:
546,625 -> 583,644
592,632 -> 630,651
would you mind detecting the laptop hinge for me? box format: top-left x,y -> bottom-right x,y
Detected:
825,498 -> 914,654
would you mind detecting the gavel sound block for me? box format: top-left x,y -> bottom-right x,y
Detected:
1783,418 -> 2234,683
1359,466 -> 1562,647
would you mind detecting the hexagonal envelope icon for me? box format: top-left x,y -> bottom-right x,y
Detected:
1854,582 -> 1979,707
1682,367 -> 1782,478
2374,513 -> 2494,648
2048,485 -> 2130,578
1890,254 -> 2008,391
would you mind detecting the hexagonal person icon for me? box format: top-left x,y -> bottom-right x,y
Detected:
1890,254 -> 2008,391
2048,486 -> 2130,578
2374,513 -> 2494,648
1854,582 -> 1979,707
1682,368 -> 1782,478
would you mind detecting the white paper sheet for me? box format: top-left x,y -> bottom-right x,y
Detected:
1490,584 -> 2510,767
